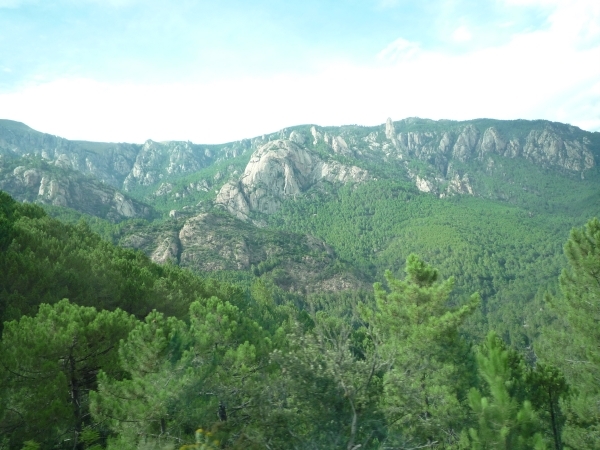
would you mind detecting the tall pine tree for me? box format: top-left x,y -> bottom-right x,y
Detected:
361,254 -> 479,448
538,218 -> 600,449
465,332 -> 547,450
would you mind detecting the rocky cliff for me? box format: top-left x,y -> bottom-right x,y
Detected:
210,119 -> 597,221
119,212 -> 364,293
0,119 -> 260,192
0,156 -> 154,221
299,118 -> 597,197
216,139 -> 369,221
1,117 -> 598,222
1,116 -> 598,295
0,120 -> 139,188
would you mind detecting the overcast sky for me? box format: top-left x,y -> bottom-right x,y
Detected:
0,0 -> 598,143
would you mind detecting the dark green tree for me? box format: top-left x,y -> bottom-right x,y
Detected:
272,300 -> 387,449
538,218 -> 600,449
90,310 -> 194,449
0,299 -> 136,449
92,296 -> 278,450
526,364 -> 569,450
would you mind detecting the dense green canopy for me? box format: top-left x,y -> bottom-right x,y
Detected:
1,189 -> 599,449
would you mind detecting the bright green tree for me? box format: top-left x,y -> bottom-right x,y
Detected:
0,299 -> 136,449
362,254 -> 480,448
465,332 -> 547,450
90,309 -> 194,449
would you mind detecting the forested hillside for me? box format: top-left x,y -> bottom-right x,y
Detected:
0,117 -> 599,449
1,190 -> 599,449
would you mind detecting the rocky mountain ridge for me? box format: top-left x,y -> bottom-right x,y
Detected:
0,119 -> 266,192
1,116 -> 598,295
307,118 -> 595,194
197,118 -> 597,221
1,117 -> 598,222
0,154 -> 154,221
1,118 -> 597,221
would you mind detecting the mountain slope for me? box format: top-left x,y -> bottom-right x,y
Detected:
1,117 -> 599,349
116,211 -> 364,294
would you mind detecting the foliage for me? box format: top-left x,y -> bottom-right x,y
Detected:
465,332 -> 547,450
91,296 -> 283,449
538,218 -> 600,449
0,300 -> 136,449
361,254 -> 480,448
0,192 -> 243,329
2,182 -> 600,449
268,177 -> 592,348
271,297 -> 387,449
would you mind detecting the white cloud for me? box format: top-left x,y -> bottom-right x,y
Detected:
451,26 -> 472,42
0,0 -> 598,142
377,38 -> 421,62
502,0 -> 600,43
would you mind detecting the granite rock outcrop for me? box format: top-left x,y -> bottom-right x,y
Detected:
216,139 -> 369,220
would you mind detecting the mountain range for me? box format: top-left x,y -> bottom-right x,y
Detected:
1,116 -> 599,344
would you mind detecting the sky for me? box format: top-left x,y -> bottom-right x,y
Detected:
0,0 -> 599,144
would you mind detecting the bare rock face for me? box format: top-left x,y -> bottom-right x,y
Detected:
378,120 -> 596,196
289,130 -> 306,145
310,126 -> 322,145
332,136 -> 351,155
124,139 -> 227,189
385,117 -> 396,141
438,132 -> 452,154
119,212 -> 366,293
215,181 -> 251,221
0,120 -> 140,188
415,176 -> 435,193
397,131 -> 440,160
0,120 -> 259,196
522,128 -> 594,172
479,127 -> 506,156
118,137 -> 255,192
445,173 -> 474,196
216,139 -> 369,220
2,118 -> 597,215
113,192 -> 141,218
452,125 -> 480,162
150,231 -> 181,264
1,164 -> 154,221
23,169 -> 42,187
124,140 -> 166,189
179,213 -> 251,271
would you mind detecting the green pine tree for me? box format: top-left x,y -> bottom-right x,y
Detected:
90,309 -> 194,450
92,296 -> 276,450
361,254 -> 480,448
465,332 -> 547,450
271,299 -> 387,449
538,218 -> 600,449
0,299 -> 136,449
525,364 -> 569,450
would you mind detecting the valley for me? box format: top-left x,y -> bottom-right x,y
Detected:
1,117 -> 599,449
1,117 -> 598,340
